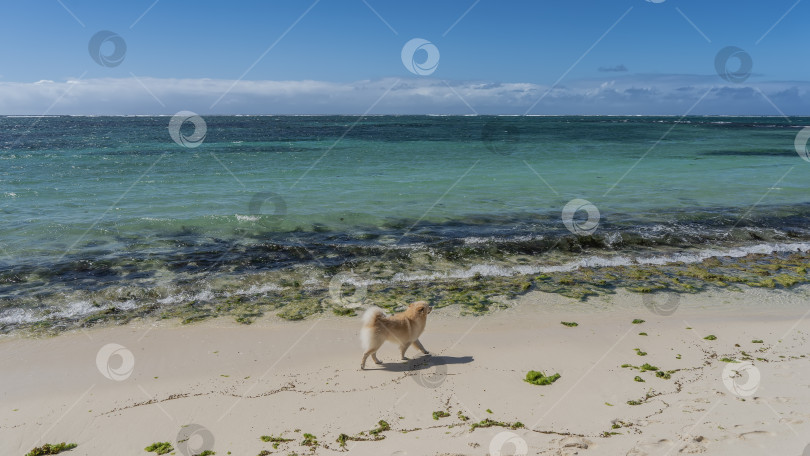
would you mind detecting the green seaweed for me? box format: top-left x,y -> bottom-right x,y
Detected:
25,443 -> 77,456
704,335 -> 717,340
331,306 -> 357,317
301,433 -> 318,447
524,370 -> 561,385
277,299 -> 322,321
144,442 -> 173,455
470,418 -> 524,431
432,411 -> 450,420
561,321 -> 579,327
655,370 -> 675,379
369,420 -> 390,436
13,246 -> 810,336
337,420 -> 391,447
631,319 -> 645,324
260,435 -> 293,444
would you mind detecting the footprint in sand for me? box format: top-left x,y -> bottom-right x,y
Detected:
625,438 -> 673,456
678,435 -> 708,454
779,417 -> 804,425
556,436 -> 592,455
738,430 -> 776,440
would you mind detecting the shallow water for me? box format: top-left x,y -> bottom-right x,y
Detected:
1,115 -> 809,331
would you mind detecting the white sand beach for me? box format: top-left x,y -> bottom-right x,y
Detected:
2,287 -> 810,456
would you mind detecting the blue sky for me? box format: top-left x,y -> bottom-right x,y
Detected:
0,0 -> 806,114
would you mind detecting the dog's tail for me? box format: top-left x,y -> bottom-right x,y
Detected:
360,306 -> 386,351
362,306 -> 385,326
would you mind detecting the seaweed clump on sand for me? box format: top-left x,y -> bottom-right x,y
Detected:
260,435 -> 294,450
25,443 -> 77,456
524,370 -> 561,386
470,418 -> 525,431
336,420 -> 391,448
144,442 -> 173,455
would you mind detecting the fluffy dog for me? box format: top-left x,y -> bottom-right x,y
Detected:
360,301 -> 431,369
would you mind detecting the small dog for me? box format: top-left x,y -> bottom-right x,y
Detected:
360,301 -> 431,369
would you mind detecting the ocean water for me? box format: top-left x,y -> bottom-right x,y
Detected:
1,115 -> 809,330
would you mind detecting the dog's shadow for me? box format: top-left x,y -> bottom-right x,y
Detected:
375,354 -> 474,372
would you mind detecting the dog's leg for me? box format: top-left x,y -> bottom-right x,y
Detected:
400,342 -> 412,360
413,339 -> 430,355
362,349 -> 379,369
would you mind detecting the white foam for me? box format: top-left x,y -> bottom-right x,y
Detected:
234,283 -> 282,296
0,300 -> 103,325
115,300 -> 139,311
157,289 -> 215,305
53,300 -> 97,319
0,308 -> 38,325
378,242 -> 810,285
463,234 -> 546,245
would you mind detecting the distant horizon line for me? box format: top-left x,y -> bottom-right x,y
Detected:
2,114 -> 807,118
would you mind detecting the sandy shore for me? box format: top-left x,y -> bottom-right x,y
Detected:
2,287 -> 810,456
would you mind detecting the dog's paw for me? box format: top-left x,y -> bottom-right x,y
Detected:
375,359 -> 384,365
423,351 -> 431,356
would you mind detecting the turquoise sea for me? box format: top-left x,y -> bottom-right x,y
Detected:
1,115 -> 809,331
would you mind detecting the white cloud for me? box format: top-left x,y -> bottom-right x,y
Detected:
0,75 -> 807,115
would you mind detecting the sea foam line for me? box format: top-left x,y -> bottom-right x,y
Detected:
380,242 -> 810,285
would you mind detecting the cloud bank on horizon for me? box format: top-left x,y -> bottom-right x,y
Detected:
2,74 -> 806,116
0,0 -> 806,115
